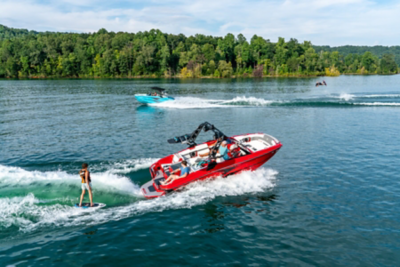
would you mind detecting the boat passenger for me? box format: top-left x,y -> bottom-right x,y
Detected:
161,160 -> 190,186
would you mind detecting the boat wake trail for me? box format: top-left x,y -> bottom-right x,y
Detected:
0,164 -> 142,194
149,94 -> 400,109
150,97 -> 227,109
0,165 -> 277,236
150,96 -> 278,108
221,96 -> 276,106
90,158 -> 160,174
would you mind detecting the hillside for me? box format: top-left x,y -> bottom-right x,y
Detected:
0,24 -> 39,39
314,45 -> 400,65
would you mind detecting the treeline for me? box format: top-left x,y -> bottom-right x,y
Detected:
314,45 -> 400,65
0,24 -> 398,78
0,25 -> 39,40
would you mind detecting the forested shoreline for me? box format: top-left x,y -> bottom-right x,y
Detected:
0,24 -> 398,79
314,45 -> 400,66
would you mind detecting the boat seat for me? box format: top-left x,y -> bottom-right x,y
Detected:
250,140 -> 268,151
153,170 -> 164,179
227,143 -> 238,150
187,157 -> 199,167
154,177 -> 166,187
172,154 -> 181,163
179,143 -> 210,162
215,152 -> 226,163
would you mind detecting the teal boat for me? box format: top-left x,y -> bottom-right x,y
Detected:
135,87 -> 175,104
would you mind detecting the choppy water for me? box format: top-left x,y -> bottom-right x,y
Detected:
1,76 -> 400,266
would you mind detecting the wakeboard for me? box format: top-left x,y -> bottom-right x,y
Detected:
74,203 -> 106,209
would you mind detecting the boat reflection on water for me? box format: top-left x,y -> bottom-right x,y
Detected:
222,194 -> 277,213
136,105 -> 160,114
135,105 -> 166,135
202,204 -> 226,233
135,105 -> 165,121
200,194 -> 277,234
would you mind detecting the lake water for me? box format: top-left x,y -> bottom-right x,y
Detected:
1,76 -> 400,266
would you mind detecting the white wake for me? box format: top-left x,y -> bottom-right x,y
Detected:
0,162 -> 149,194
0,167 -> 278,233
150,96 -> 276,109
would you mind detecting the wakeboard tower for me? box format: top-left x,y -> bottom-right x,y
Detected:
135,87 -> 175,104
141,122 -> 282,199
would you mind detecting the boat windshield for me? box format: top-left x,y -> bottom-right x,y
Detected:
149,87 -> 167,97
147,91 -> 166,97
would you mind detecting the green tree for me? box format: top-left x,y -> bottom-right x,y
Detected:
20,56 -> 29,76
217,33 -> 236,65
379,54 -> 397,74
202,43 -> 215,62
160,44 -> 170,73
304,46 -> 318,73
274,37 -> 288,67
218,60 -> 233,78
361,51 -> 377,73
6,57 -> 18,77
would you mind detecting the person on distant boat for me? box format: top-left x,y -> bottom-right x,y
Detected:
161,160 -> 190,186
79,163 -> 94,207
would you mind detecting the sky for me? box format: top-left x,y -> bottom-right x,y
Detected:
0,0 -> 399,46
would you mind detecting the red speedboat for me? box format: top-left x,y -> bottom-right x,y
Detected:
141,122 -> 282,199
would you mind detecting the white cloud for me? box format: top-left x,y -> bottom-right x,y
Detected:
0,0 -> 399,46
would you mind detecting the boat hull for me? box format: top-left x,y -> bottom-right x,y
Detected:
135,95 -> 174,104
164,144 -> 280,189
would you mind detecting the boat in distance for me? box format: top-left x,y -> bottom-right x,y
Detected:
135,86 -> 174,104
141,122 -> 282,199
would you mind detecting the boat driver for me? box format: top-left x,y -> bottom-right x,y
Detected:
204,136 -> 228,150
217,141 -> 231,160
161,160 -> 190,186
200,141 -> 230,161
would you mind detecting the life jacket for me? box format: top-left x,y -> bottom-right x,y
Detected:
80,169 -> 91,183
